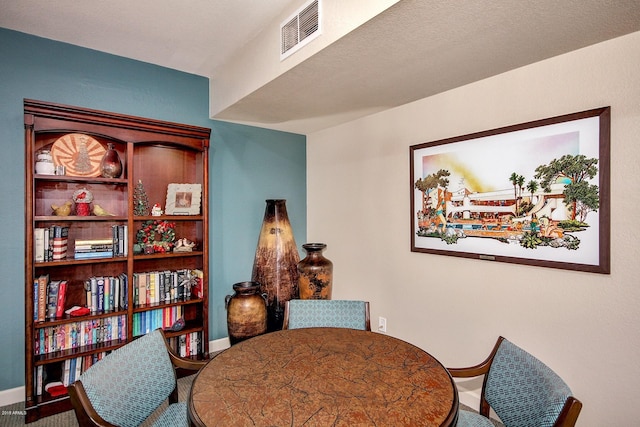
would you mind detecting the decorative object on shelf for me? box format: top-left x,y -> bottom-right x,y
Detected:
151,203 -> 163,216
225,281 -> 268,345
136,219 -> 176,253
165,183 -> 202,215
51,201 -> 72,216
297,243 -> 333,300
99,142 -> 123,178
35,149 -> 55,175
173,238 -> 195,252
133,179 -> 150,216
51,133 -> 105,177
72,188 -> 93,216
251,199 -> 300,332
164,317 -> 185,332
92,204 -> 114,216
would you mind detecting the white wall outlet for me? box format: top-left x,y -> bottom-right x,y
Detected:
378,316 -> 387,333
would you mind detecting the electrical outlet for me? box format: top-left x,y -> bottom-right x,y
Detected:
378,316 -> 387,333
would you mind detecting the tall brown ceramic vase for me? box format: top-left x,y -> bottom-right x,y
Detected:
225,281 -> 267,345
251,199 -> 300,331
297,243 -> 333,299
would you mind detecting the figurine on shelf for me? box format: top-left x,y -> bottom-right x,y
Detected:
51,201 -> 72,216
151,203 -> 163,216
92,204 -> 115,216
72,188 -> 93,216
174,238 -> 195,253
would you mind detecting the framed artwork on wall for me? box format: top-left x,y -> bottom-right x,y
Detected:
410,107 -> 610,274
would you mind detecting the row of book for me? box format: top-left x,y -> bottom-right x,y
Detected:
85,274 -> 128,313
34,268 -> 201,322
34,315 -> 127,355
34,329 -> 204,396
34,225 -> 69,262
133,268 -> 203,307
34,225 -> 129,262
34,275 -> 67,321
35,352 -> 109,396
132,306 -> 185,337
34,273 -> 129,322
166,331 -> 203,358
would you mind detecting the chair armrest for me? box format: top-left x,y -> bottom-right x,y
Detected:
158,329 -> 209,371
447,336 -> 505,378
555,396 -> 583,427
167,351 -> 209,371
68,380 -> 119,427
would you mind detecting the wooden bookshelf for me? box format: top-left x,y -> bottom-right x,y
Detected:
24,99 -> 210,423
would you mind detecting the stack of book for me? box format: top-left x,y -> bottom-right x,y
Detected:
74,238 -> 114,260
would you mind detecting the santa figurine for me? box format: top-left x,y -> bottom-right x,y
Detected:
151,203 -> 163,216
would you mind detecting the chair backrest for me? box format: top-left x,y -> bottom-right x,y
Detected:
484,338 -> 578,427
283,299 -> 371,331
74,329 -> 177,427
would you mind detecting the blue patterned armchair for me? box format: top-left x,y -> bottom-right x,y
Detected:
448,336 -> 582,427
68,328 -> 207,427
283,299 -> 371,331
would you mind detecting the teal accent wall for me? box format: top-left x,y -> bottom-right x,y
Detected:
0,28 -> 306,390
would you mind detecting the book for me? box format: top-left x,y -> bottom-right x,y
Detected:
119,273 -> 128,309
96,277 -> 105,312
138,273 -> 147,306
74,251 -> 114,260
44,227 -> 50,261
37,274 -> 49,321
90,277 -> 98,313
74,238 -> 114,246
33,279 -> 39,321
34,228 -> 45,262
74,244 -> 113,251
103,277 -> 110,312
55,280 -> 67,318
46,280 -> 60,319
111,276 -> 119,311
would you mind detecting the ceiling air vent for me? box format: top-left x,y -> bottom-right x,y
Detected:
281,0 -> 321,60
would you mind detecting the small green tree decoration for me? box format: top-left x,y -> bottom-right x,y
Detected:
133,179 -> 150,216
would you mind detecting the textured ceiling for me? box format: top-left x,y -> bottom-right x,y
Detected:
1,0 -> 639,134
0,0 -> 295,76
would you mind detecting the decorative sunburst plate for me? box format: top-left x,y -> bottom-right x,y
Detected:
51,133 -> 106,177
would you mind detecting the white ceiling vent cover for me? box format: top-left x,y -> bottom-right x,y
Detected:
280,0 -> 321,60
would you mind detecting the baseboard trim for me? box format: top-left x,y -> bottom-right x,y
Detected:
0,337 -> 231,407
0,386 -> 23,408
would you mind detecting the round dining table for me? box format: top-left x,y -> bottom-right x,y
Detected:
188,327 -> 458,426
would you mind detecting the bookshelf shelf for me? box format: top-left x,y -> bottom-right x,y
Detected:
24,99 -> 211,423
35,216 -> 129,222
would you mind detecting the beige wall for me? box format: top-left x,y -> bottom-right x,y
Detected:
307,31 -> 640,426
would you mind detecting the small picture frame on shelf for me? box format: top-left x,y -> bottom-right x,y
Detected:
165,183 -> 202,215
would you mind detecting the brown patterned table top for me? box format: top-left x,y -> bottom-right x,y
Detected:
189,327 -> 458,426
